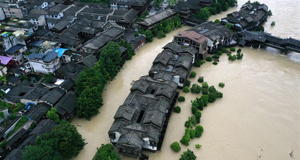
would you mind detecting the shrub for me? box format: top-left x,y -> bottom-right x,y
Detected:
214,19 -> 220,23
216,92 -> 223,98
271,21 -> 275,26
226,23 -> 232,29
183,86 -> 190,93
208,86 -> 216,93
206,57 -> 212,62
195,110 -> 201,123
195,144 -> 202,149
180,149 -> 196,160
237,48 -> 242,53
237,52 -> 243,59
216,51 -> 222,55
156,30 -> 166,38
213,61 -> 218,65
230,47 -> 236,52
202,82 -> 208,89
170,141 -> 181,152
197,76 -> 204,83
229,55 -> 237,61
191,106 -> 198,115
190,84 -> 201,94
221,48 -> 227,53
199,60 -> 206,65
174,106 -> 181,113
212,54 -> 220,59
208,92 -> 217,103
178,96 -> 185,102
195,125 -> 204,138
201,95 -> 209,107
189,71 -> 196,78
185,80 -> 191,87
189,129 -> 195,139
93,144 -> 120,160
219,82 -> 225,88
256,25 -> 264,32
268,10 -> 272,16
227,52 -> 232,56
180,129 -> 190,146
192,98 -> 204,111
193,60 -> 201,67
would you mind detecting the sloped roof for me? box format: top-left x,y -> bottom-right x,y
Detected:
26,103 -> 51,122
40,87 -> 65,105
54,91 -> 77,116
138,9 -> 176,26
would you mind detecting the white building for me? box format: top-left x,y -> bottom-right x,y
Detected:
27,51 -> 61,74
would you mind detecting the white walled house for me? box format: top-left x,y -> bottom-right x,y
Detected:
27,51 -> 62,74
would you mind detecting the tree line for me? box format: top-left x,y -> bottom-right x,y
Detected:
139,14 -> 182,42
76,40 -> 135,120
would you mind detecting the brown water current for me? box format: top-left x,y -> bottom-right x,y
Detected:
72,0 -> 300,159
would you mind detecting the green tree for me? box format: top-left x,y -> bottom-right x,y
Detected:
76,64 -> 106,95
156,30 -> 166,39
46,108 -> 60,123
185,80 -> 191,87
178,96 -> 185,102
195,110 -> 202,123
219,82 -> 225,88
214,19 -> 220,23
120,39 -> 135,60
206,57 -> 212,62
180,129 -> 190,146
226,23 -> 232,29
189,71 -> 196,78
190,84 -> 201,93
189,129 -> 195,139
180,149 -> 196,160
145,30 -> 153,42
183,86 -> 190,93
23,121 -> 85,160
196,8 -> 211,20
76,86 -> 103,120
170,141 -> 181,152
222,2 -> 229,11
0,75 -> 7,84
173,106 -> 181,113
93,144 -> 120,160
195,125 -> 204,138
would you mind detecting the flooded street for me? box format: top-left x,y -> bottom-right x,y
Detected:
72,0 -> 300,159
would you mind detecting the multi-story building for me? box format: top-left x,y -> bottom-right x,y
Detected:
221,3 -> 268,31
174,30 -> 208,59
188,21 -> 233,51
26,51 -> 61,74
0,3 -> 27,19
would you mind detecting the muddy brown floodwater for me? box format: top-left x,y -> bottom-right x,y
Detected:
72,0 -> 300,159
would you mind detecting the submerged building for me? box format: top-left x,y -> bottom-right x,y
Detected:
149,42 -> 194,88
109,76 -> 178,159
188,21 -> 233,51
221,3 -> 268,31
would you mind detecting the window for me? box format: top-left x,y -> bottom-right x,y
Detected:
150,89 -> 155,94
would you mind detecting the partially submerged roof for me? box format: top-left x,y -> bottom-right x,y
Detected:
138,9 -> 176,26
175,30 -> 207,44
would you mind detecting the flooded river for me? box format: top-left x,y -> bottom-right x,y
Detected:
72,0 -> 300,159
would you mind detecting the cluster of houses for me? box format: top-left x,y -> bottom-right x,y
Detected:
0,0 -> 271,159
221,3 -> 268,31
108,19 -> 233,159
